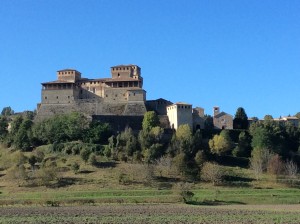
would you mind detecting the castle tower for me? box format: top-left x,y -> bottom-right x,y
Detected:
57,69 -> 81,82
110,65 -> 141,80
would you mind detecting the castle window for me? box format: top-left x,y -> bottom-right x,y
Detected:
115,94 -> 117,97
45,96 -> 47,99
68,96 -> 70,99
106,95 -> 108,97
56,96 -> 59,99
118,73 -> 120,77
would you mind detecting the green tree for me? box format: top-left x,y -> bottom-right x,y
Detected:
1,106 -> 14,116
142,111 -> 160,132
80,147 -> 92,164
0,116 -> 8,141
264,115 -> 273,121
174,124 -> 193,155
84,121 -> 112,144
233,107 -> 249,129
232,131 -> 251,157
209,130 -> 234,155
15,119 -> 33,151
204,115 -> 214,129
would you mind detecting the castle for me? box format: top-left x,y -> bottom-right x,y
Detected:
36,65 -> 234,131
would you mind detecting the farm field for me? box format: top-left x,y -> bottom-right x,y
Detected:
1,204 -> 300,224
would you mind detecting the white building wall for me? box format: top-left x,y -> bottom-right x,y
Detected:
167,103 -> 192,130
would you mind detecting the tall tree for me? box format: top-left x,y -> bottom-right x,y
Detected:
0,116 -> 8,141
142,111 -> 160,132
233,107 -> 248,129
1,107 -> 14,116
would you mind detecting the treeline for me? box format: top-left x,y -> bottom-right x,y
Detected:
0,107 -> 299,182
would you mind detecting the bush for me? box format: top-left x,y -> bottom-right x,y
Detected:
88,153 -> 97,166
201,162 -> 224,185
172,182 -> 194,203
71,162 -> 80,174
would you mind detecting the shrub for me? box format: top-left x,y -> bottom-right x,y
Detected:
88,153 -> 97,166
71,162 -> 80,174
172,182 -> 194,203
201,162 -> 224,185
267,154 -> 284,175
285,160 -> 298,178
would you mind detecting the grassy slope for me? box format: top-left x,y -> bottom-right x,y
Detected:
0,145 -> 300,206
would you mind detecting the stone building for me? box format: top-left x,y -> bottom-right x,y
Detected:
36,65 -> 147,125
192,107 -> 205,130
213,106 -> 233,129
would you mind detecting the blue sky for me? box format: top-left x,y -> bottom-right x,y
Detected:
0,0 -> 299,119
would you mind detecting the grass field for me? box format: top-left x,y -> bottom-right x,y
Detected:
1,204 -> 300,224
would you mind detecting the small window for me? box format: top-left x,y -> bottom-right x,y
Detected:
56,96 -> 59,99
45,96 -> 47,99
106,95 -> 108,97
68,96 -> 70,99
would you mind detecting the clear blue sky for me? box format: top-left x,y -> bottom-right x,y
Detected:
1,0 -> 299,119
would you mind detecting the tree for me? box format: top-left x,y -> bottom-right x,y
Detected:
0,116 -> 8,141
204,115 -> 214,129
142,111 -> 160,132
173,124 -> 193,155
233,107 -> 249,129
80,147 -> 92,164
285,160 -> 298,178
1,106 -> 14,116
209,130 -> 234,155
264,115 -> 273,121
232,131 -> 251,157
250,147 -> 272,180
83,121 -> 112,144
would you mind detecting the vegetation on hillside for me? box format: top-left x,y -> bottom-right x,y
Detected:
0,107 -> 299,206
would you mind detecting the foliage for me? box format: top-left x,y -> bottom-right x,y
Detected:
80,147 -> 92,164
204,115 -> 214,129
285,160 -> 298,178
71,162 -> 80,174
267,154 -> 284,175
209,130 -> 234,155
232,131 -> 251,157
233,107 -> 249,129
250,147 -> 272,180
0,116 -> 8,141
32,112 -> 89,145
88,153 -> 97,166
142,111 -> 160,132
172,182 -> 194,203
83,121 -> 112,144
1,106 -> 14,116
201,162 -> 224,185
